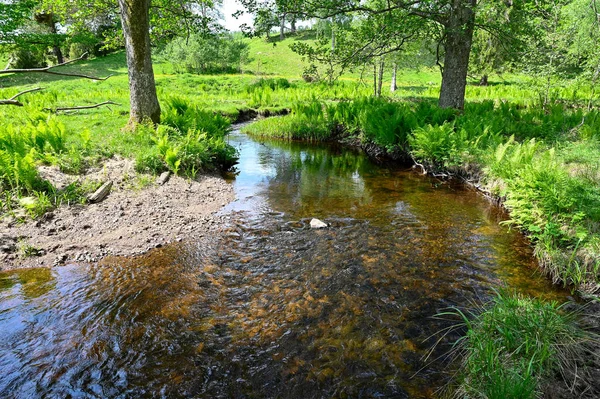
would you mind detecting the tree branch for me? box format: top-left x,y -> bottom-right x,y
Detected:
43,101 -> 121,113
0,52 -> 114,81
0,87 -> 44,106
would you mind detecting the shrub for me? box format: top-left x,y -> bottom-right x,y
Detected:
408,122 -> 467,168
135,100 -> 238,177
161,96 -> 231,136
160,33 -> 249,74
0,118 -> 66,195
245,78 -> 293,93
357,101 -> 416,149
6,46 -> 47,69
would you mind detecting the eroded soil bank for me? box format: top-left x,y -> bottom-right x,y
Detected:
0,157 -> 233,270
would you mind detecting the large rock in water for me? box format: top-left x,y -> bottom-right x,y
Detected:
310,218 -> 328,229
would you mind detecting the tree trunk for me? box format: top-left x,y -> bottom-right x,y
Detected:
377,59 -> 385,97
331,25 -> 336,53
117,0 -> 161,126
390,62 -> 398,92
35,13 -> 64,64
280,13 -> 286,40
290,18 -> 297,34
48,21 -> 64,64
438,0 -> 477,109
373,63 -> 377,97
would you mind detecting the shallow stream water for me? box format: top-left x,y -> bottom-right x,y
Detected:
0,126 -> 566,398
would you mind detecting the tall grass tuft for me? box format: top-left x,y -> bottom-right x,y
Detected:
447,291 -> 593,399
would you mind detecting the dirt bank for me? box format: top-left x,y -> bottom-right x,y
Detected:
0,157 -> 234,271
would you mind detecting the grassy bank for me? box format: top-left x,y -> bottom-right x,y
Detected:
0,53 -> 243,218
446,291 -> 595,398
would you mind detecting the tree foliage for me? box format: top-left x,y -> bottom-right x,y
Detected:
160,33 -> 249,74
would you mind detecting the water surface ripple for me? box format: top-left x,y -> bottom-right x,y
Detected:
0,127 -> 566,398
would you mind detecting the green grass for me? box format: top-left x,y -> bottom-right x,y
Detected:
0,53 -> 243,219
445,291 -> 593,399
244,34 -> 308,78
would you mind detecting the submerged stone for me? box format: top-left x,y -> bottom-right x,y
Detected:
310,218 -> 328,229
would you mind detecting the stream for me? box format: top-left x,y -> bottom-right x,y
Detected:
0,125 -> 567,398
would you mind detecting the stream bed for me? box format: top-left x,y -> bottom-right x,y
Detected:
0,126 -> 567,398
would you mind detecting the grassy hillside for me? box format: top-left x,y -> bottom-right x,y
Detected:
243,33 -> 308,77
242,31 -> 441,86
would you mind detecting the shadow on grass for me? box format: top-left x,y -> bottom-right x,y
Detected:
0,52 -> 127,88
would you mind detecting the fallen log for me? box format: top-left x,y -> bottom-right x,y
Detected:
44,101 -> 120,113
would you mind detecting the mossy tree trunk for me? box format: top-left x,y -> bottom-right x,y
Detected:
117,0 -> 161,127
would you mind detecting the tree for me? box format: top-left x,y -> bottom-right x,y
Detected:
253,8 -> 279,39
437,0 -> 477,109
117,0 -> 161,126
291,3 -> 421,91
561,0 -> 600,109
160,32 -> 249,74
0,1 -> 34,45
240,0 -> 546,110
33,10 -> 65,64
0,1 -> 69,68
37,0 -> 224,127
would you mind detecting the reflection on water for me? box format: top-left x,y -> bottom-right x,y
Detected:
0,127 -> 566,398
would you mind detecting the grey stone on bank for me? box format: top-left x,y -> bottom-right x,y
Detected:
87,181 -> 113,203
310,218 -> 328,229
0,235 -> 17,253
157,171 -> 171,185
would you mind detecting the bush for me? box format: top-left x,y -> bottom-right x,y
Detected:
484,138 -> 600,288
69,42 -> 91,60
160,33 -> 249,74
134,99 -> 238,177
6,46 -> 47,69
0,118 -> 66,194
161,96 -> 231,136
357,100 -> 416,148
245,78 -> 293,93
408,122 -> 468,168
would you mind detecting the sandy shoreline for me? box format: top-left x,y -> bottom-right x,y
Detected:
0,157 -> 234,271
